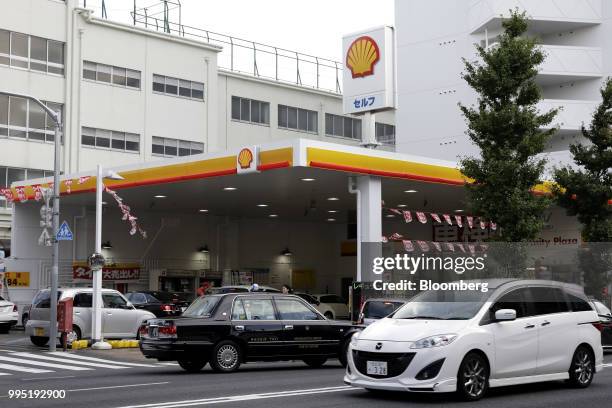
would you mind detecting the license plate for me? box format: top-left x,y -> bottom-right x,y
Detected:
149,327 -> 159,337
34,327 -> 44,336
367,361 -> 387,376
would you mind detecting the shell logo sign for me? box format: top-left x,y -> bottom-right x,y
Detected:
342,26 -> 395,114
346,36 -> 380,79
236,146 -> 259,174
238,148 -> 254,169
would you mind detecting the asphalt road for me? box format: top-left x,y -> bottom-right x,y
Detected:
0,330 -> 611,408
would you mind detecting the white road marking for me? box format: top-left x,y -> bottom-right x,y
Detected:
157,362 -> 179,366
0,373 -> 11,376
115,386 -> 355,408
603,363 -> 612,368
12,352 -> 130,369
0,355 -> 92,371
0,363 -> 53,374
48,352 -> 158,367
69,382 -> 170,392
22,375 -> 76,381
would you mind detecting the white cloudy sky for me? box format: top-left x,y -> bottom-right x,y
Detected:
85,0 -> 395,61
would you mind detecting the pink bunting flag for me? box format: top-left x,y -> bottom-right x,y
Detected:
32,185 -> 43,201
388,233 -> 403,241
431,213 -> 441,223
456,243 -> 466,253
480,219 -> 486,230
480,244 -> 489,252
402,211 -> 412,223
0,188 -> 14,203
64,179 -> 73,194
445,243 -> 455,252
490,222 -> 497,231
466,216 -> 474,229
390,208 -> 403,215
78,176 -> 91,184
416,212 -> 427,224
381,236 -> 388,243
432,242 -> 442,252
417,240 -> 430,252
468,244 -> 476,254
402,240 -> 414,252
443,214 -> 452,225
454,215 -> 463,228
15,186 -> 27,202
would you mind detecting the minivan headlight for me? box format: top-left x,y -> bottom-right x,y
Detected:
411,334 -> 457,349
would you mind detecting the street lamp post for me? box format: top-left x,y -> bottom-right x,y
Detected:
91,164 -> 123,350
0,91 -> 62,352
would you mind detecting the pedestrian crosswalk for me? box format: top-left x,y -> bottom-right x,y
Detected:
0,350 -> 160,377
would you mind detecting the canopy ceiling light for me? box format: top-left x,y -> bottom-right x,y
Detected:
198,245 -> 210,253
280,247 -> 292,256
101,241 -> 112,249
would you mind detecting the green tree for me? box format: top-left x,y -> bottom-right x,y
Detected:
459,10 -> 558,242
553,78 -> 611,299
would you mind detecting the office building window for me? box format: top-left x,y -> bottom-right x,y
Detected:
0,29 -> 64,75
325,113 -> 362,140
152,74 -> 204,101
152,136 -> 204,157
231,96 -> 270,125
376,123 -> 396,145
0,95 -> 63,142
278,105 -> 317,133
0,166 -> 52,208
81,127 -> 140,153
83,61 -> 141,89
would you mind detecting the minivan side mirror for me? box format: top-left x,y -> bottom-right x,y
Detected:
495,309 -> 517,321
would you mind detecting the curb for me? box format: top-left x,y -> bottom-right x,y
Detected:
69,339 -> 139,350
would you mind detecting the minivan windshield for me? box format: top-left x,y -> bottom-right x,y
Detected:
393,289 -> 491,320
183,295 -> 221,317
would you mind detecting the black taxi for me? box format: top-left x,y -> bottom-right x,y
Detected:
139,293 -> 361,372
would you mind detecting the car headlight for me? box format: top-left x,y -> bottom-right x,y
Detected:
350,331 -> 361,347
411,334 -> 457,349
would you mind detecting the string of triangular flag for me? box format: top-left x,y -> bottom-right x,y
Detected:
104,185 -> 147,239
383,203 -> 496,231
382,233 -> 489,254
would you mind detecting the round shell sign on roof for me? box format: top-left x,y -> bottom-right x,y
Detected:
346,36 -> 380,79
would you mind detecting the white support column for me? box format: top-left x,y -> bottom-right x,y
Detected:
350,176 -> 382,282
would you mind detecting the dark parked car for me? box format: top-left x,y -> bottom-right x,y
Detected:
139,293 -> 362,372
126,291 -> 191,317
590,299 -> 612,350
358,298 -> 406,325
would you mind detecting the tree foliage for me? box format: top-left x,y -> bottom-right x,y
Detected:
459,10 -> 557,242
553,77 -> 612,242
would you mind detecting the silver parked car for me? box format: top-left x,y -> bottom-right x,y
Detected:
25,288 -> 156,347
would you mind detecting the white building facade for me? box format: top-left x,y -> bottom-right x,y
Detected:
0,0 -> 395,249
395,0 -> 610,166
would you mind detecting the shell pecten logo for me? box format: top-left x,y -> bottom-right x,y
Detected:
238,148 -> 254,169
346,36 -> 380,79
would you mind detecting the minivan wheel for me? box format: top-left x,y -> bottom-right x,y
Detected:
178,359 -> 208,373
456,352 -> 489,401
568,346 -> 594,388
210,340 -> 241,373
324,311 -> 334,319
30,336 -> 49,347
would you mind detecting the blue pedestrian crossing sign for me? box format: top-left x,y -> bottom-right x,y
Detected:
56,221 -> 73,241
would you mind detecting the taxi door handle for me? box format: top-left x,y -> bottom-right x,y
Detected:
235,325 -> 244,331
541,321 -> 551,326
524,324 -> 535,329
284,325 -> 294,330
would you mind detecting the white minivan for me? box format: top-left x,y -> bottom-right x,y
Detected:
26,288 -> 155,347
344,279 -> 604,401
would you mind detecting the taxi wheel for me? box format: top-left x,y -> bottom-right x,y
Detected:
303,357 -> 327,368
210,340 -> 242,373
30,336 -> 49,347
324,312 -> 334,320
178,359 -> 208,373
